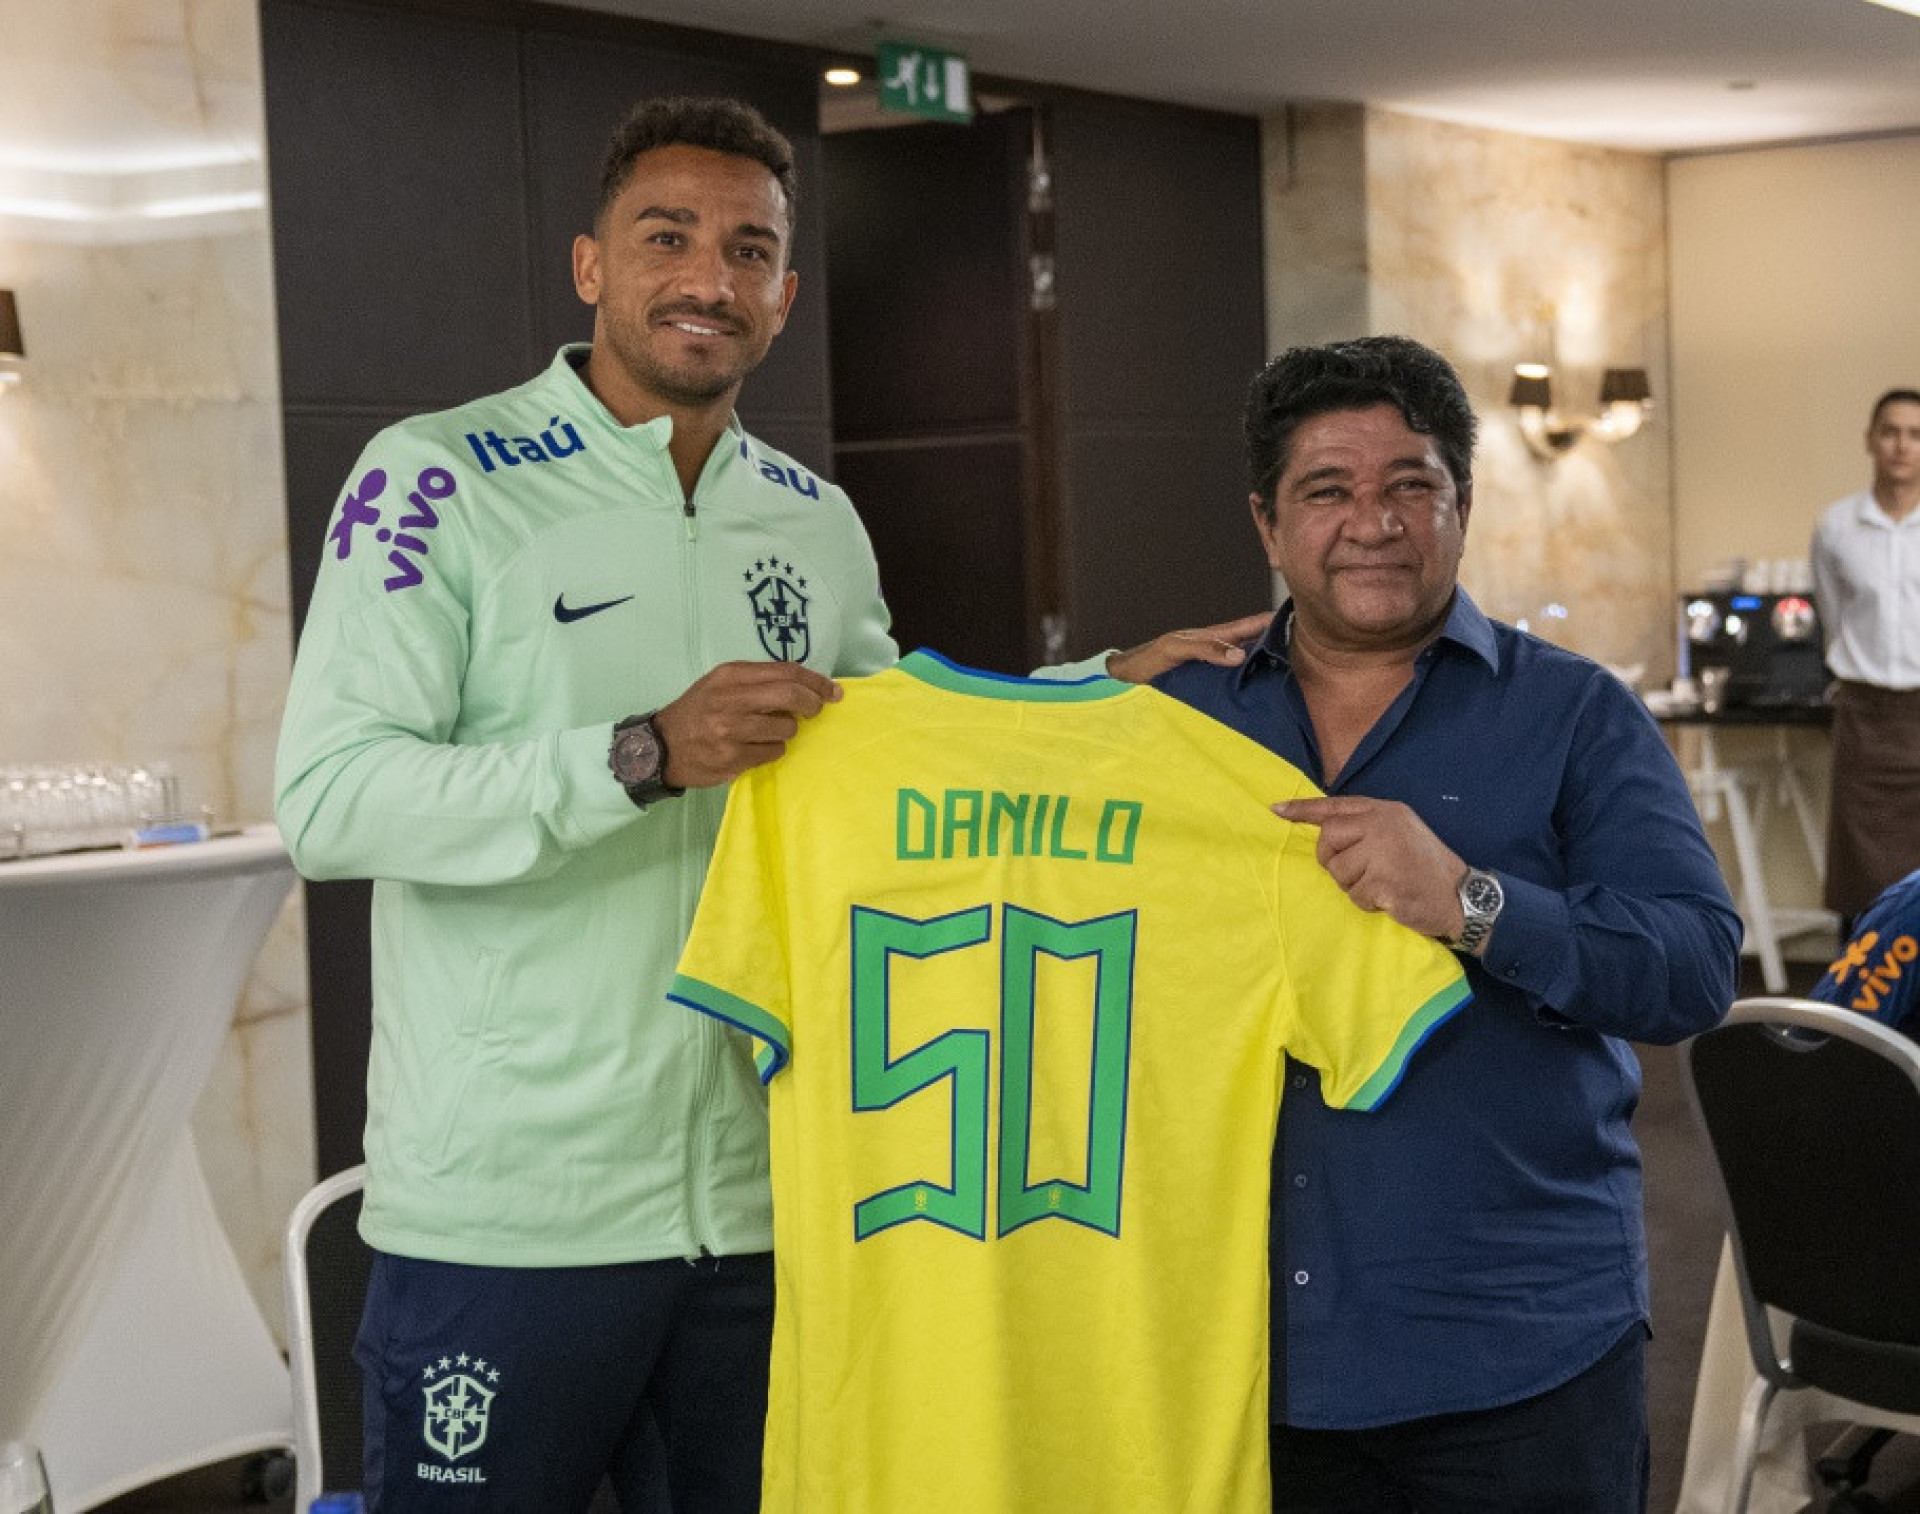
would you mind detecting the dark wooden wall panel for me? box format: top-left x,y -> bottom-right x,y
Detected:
303,880 -> 374,1178
823,117 -> 1028,439
822,113 -> 1034,672
833,441 -> 1030,673
1047,96 -> 1271,656
262,1 -> 536,406
1060,430 -> 1267,656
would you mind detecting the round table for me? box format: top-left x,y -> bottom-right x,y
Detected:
0,826 -> 296,1510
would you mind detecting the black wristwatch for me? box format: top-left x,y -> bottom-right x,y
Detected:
1447,866 -> 1504,954
608,712 -> 684,807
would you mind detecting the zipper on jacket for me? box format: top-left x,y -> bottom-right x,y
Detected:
678,479 -> 721,1248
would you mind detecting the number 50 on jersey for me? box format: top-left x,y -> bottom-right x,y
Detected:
851,901 -> 1138,1244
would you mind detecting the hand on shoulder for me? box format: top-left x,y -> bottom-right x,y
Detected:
1107,611 -> 1272,684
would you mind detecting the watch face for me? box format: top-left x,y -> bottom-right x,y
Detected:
1463,872 -> 1503,917
611,723 -> 662,787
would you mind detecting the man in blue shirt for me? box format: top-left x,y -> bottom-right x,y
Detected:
1157,336 -> 1741,1513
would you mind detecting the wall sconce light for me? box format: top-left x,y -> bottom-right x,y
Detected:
0,290 -> 24,391
1508,361 -> 1652,461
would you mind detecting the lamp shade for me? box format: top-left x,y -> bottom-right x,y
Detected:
0,290 -> 21,358
1599,367 -> 1650,405
1508,367 -> 1553,409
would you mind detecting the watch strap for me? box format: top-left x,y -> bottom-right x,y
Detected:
1449,866 -> 1503,953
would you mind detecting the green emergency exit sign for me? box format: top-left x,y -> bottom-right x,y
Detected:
876,41 -> 972,123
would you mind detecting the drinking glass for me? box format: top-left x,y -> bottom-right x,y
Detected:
0,1441 -> 52,1514
0,761 -> 183,859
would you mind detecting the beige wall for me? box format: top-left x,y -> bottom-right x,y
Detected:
0,0 -> 310,1336
1668,133 -> 1920,586
1664,131 -> 1920,951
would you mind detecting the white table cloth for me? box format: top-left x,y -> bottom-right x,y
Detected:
0,826 -> 296,1510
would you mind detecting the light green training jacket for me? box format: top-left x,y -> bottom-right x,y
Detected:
275,346 -> 898,1266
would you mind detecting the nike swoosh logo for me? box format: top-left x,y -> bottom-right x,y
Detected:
553,593 -> 634,624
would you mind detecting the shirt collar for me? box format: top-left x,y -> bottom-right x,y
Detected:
1242,587 -> 1498,685
1857,489 -> 1920,528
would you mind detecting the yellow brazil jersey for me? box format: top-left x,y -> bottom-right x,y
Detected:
669,650 -> 1470,1513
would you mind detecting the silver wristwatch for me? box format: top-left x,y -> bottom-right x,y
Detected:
1447,866 -> 1504,954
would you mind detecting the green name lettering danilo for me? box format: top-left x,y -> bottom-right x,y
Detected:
895,788 -> 1142,865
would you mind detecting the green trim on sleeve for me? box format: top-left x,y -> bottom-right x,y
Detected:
668,973 -> 791,1082
1342,980 -> 1474,1112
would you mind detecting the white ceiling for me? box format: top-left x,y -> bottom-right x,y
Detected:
582,0 -> 1920,154
4,0 -> 1919,245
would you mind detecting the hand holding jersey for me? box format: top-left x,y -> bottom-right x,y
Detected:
652,660 -> 843,789
1275,793 -> 1472,944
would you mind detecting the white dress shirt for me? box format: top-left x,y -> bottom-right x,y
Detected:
1811,488 -> 1920,689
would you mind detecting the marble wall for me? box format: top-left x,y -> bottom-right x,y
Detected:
0,0 -> 309,1337
1264,105 -> 1673,682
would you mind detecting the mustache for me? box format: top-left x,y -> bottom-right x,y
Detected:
1328,553 -> 1417,569
653,301 -> 742,331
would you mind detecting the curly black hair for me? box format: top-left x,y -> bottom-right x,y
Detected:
595,97 -> 797,231
1246,336 -> 1477,513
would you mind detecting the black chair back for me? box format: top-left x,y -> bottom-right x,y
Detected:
1685,996 -> 1920,1405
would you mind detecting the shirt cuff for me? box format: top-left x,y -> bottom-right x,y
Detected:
549,721 -> 650,848
1472,870 -> 1578,1017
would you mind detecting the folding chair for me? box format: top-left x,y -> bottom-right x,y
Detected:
1683,996 -> 1920,1514
283,1165 -> 371,1512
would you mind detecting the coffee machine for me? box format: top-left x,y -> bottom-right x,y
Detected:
1679,590 -> 1829,710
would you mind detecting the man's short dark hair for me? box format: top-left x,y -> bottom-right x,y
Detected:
1245,336 -> 1478,513
1869,388 -> 1920,429
595,97 -> 798,231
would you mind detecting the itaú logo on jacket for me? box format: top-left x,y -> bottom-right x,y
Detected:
737,438 -> 821,499
463,416 -> 586,472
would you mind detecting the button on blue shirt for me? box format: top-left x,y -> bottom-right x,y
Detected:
1156,592 -> 1739,1427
